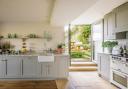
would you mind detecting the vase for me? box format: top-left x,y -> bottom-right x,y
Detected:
104,47 -> 112,53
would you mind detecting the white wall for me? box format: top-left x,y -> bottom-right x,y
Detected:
0,22 -> 64,51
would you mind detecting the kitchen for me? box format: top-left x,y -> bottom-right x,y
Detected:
0,0 -> 70,88
96,2 -> 128,89
0,0 -> 128,89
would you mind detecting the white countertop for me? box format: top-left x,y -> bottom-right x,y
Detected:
0,53 -> 70,57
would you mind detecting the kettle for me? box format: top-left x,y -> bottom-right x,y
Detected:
112,45 -> 121,55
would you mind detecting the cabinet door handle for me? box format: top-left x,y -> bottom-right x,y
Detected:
22,60 -> 23,75
1,60 -> 7,61
5,59 -> 7,75
48,65 -> 50,75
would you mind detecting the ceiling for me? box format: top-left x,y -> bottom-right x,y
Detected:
0,0 -> 127,26
0,0 -> 54,23
72,0 -> 128,25
51,0 -> 97,26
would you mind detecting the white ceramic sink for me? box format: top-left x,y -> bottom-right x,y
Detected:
38,55 -> 54,62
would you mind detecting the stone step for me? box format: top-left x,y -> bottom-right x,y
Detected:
69,66 -> 97,71
71,62 -> 97,67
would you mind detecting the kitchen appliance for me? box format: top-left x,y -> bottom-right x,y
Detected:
110,55 -> 128,89
116,31 -> 128,39
112,45 -> 121,55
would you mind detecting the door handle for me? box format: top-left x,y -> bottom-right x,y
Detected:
47,65 -> 50,75
21,60 -> 23,75
1,60 -> 7,61
5,59 -> 7,75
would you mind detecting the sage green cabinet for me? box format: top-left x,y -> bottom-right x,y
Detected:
0,55 -> 69,79
97,53 -> 110,81
41,62 -> 57,78
0,56 -> 6,77
55,56 -> 69,78
4,56 -> 21,78
104,2 -> 128,36
104,12 -> 116,40
22,56 -> 41,78
115,2 -> 128,32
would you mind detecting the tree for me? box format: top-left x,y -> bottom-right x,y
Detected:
77,25 -> 91,44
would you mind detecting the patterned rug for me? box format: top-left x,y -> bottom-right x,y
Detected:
0,80 -> 58,89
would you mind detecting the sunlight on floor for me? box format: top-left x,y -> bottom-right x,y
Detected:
56,72 -> 117,89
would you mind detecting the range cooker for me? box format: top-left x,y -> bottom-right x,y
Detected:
110,55 -> 128,89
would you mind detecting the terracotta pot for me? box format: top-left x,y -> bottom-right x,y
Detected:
57,48 -> 63,54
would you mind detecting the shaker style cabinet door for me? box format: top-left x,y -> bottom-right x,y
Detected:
97,53 -> 110,81
46,62 -> 57,78
55,56 -> 69,78
41,62 -> 57,78
115,2 -> 128,32
104,12 -> 116,40
22,56 -> 41,78
0,56 -> 6,77
5,56 -> 21,78
41,63 -> 47,78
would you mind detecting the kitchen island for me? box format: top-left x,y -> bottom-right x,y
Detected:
0,54 -> 70,80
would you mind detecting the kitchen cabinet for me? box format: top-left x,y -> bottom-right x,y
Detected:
55,56 -> 69,78
41,62 -> 57,78
4,56 -> 21,78
97,53 -> 110,81
41,55 -> 69,79
104,12 -> 116,40
104,2 -> 128,34
115,2 -> 128,32
46,62 -> 57,78
22,56 -> 41,78
0,55 -> 69,79
0,56 -> 5,77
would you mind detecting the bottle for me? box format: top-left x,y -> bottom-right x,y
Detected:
123,45 -> 127,57
120,46 -> 123,56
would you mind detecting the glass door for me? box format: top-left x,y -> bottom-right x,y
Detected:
92,20 -> 103,63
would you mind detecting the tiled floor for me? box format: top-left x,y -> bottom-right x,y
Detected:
56,72 -> 118,89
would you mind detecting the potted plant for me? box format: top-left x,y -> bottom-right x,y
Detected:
102,41 -> 118,53
57,43 -> 65,54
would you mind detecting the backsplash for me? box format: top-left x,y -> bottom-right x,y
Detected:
115,39 -> 128,49
0,23 -> 65,51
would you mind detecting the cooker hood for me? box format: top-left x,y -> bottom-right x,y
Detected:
116,31 -> 128,39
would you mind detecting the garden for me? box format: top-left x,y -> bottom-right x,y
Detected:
70,25 -> 91,61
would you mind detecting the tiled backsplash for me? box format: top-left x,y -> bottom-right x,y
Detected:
0,23 -> 65,51
116,39 -> 128,49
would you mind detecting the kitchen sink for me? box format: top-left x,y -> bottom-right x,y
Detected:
38,55 -> 54,62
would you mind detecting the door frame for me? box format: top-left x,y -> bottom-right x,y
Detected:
91,19 -> 104,63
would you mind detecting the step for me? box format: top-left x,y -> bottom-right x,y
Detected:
69,66 -> 97,71
71,62 -> 97,67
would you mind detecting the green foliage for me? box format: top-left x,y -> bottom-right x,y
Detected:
71,25 -> 91,44
77,25 -> 91,44
71,51 -> 83,58
70,26 -> 79,36
71,51 -> 91,59
102,41 -> 118,48
83,44 -> 91,49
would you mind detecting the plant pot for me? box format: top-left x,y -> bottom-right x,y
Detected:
57,48 -> 63,54
104,47 -> 112,53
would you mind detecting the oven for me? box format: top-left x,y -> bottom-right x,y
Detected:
110,56 -> 128,89
111,69 -> 128,89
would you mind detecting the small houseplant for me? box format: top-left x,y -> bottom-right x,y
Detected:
57,43 -> 65,54
102,41 -> 118,53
